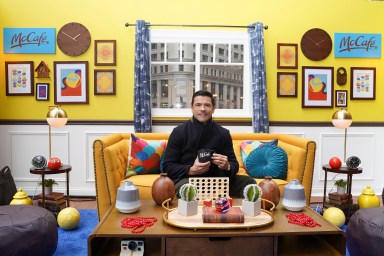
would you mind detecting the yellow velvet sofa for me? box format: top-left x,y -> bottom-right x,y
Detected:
93,133 -> 316,220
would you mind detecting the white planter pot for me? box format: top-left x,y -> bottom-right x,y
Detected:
337,186 -> 346,194
178,199 -> 198,216
44,186 -> 53,195
115,181 -> 140,213
241,199 -> 261,216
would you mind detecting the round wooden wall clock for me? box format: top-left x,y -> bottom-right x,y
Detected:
300,28 -> 332,61
57,22 -> 91,57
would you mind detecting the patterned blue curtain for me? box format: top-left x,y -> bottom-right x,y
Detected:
134,20 -> 152,132
248,22 -> 269,133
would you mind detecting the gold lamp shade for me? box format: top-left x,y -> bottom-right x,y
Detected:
332,108 -> 352,129
46,106 -> 68,128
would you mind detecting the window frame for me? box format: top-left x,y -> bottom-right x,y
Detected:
150,29 -> 251,118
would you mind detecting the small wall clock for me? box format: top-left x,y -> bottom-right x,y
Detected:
300,28 -> 332,61
35,61 -> 50,78
57,22 -> 91,57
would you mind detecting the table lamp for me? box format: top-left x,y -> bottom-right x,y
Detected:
331,108 -> 352,166
46,106 -> 68,159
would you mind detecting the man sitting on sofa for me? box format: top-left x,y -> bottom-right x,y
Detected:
163,90 -> 256,198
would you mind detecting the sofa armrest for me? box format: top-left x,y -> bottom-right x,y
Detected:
277,135 -> 316,205
93,133 -> 130,220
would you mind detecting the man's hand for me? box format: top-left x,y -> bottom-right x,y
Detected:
211,153 -> 230,170
188,157 -> 211,175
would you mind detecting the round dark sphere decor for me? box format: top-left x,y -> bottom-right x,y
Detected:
31,155 -> 47,169
346,156 -> 361,169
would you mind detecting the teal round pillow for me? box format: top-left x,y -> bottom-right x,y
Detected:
245,145 -> 288,179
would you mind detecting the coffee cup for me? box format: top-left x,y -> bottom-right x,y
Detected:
197,149 -> 215,163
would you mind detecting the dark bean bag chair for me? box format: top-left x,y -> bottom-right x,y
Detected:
347,207 -> 384,256
0,205 -> 58,256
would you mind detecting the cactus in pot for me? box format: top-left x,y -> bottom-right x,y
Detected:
178,183 -> 198,216
244,184 -> 263,202
180,183 -> 198,201
242,184 -> 263,216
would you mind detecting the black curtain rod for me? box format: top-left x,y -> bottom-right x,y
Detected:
125,22 -> 268,30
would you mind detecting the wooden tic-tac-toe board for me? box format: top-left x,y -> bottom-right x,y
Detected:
188,177 -> 229,201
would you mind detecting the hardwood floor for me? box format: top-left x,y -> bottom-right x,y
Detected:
32,197 -> 97,209
68,197 -> 97,209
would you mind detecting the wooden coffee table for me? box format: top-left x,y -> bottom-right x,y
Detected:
88,200 -> 345,256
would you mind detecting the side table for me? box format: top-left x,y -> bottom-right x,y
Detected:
322,164 -> 362,221
30,164 -> 72,208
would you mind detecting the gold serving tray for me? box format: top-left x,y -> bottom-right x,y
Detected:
162,198 -> 275,230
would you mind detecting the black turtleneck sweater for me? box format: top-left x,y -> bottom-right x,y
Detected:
163,116 -> 239,184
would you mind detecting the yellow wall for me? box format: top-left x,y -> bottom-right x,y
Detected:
1,0 -> 384,122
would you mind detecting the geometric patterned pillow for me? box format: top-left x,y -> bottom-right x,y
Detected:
125,134 -> 167,177
240,139 -> 278,171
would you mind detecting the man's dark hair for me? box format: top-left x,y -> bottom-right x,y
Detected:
191,90 -> 215,106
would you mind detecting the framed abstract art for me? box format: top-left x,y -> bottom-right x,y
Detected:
94,69 -> 116,95
36,83 -> 49,101
94,40 -> 116,66
277,72 -> 297,97
335,90 -> 347,107
54,61 -> 89,104
302,66 -> 334,108
5,61 -> 34,96
277,43 -> 298,69
350,67 -> 376,100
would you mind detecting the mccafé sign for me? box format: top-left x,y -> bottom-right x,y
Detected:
3,28 -> 56,54
334,33 -> 381,58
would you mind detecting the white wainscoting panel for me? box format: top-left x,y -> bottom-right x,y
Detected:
319,132 -> 376,198
320,133 -> 375,180
8,130 -> 69,195
1,124 -> 383,198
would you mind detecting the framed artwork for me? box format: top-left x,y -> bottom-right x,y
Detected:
302,66 -> 334,108
350,67 -> 376,100
5,61 -> 34,96
36,83 -> 49,101
94,69 -> 116,95
54,61 -> 89,104
95,40 -> 116,66
277,43 -> 298,69
335,90 -> 347,107
277,72 -> 297,97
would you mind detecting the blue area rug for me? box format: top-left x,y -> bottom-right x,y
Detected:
341,225 -> 350,256
54,209 -> 98,256
311,205 -> 350,256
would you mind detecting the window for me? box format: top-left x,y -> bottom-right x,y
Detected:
150,30 -> 250,118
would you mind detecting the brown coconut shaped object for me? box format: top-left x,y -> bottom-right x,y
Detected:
259,176 -> 280,210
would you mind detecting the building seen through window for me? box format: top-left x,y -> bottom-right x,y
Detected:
150,30 -> 250,118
